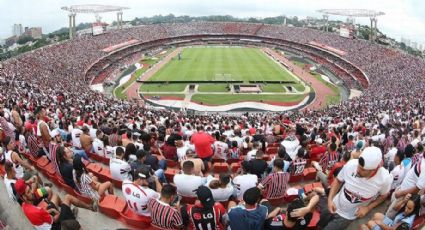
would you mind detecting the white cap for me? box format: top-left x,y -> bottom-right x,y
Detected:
359,147 -> 382,170
50,129 -> 60,138
315,138 -> 323,145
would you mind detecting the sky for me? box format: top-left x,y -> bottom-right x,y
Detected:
1,0 -> 425,45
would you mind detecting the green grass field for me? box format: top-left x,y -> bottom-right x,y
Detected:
139,46 -> 312,105
148,47 -> 297,82
191,94 -> 305,105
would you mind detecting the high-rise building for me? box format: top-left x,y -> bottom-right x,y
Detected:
23,27 -> 43,39
12,24 -> 23,37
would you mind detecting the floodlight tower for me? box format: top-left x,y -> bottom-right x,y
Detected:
61,4 -> 129,39
317,9 -> 385,42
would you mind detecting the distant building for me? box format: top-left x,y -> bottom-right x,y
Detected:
12,24 -> 23,37
5,36 -> 18,46
23,27 -> 43,39
411,42 -> 418,50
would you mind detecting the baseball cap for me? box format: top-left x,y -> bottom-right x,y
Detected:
356,140 -> 365,151
15,179 -> 27,196
133,167 -> 151,180
50,129 -> 60,138
315,138 -> 323,145
359,147 -> 383,170
194,186 -> 215,208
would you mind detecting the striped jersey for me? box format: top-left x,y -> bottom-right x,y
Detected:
319,151 -> 339,172
27,133 -> 39,158
48,142 -> 60,173
147,198 -> 183,230
291,158 -> 307,176
260,171 -> 290,199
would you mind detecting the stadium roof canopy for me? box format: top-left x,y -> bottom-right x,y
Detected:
61,4 -> 129,14
317,9 -> 385,18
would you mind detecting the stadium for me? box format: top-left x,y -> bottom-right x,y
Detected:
1,4 -> 425,230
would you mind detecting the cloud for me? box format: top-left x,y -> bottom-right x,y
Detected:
0,0 -> 424,45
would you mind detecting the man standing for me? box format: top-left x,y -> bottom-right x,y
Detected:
191,126 -> 215,170
322,147 -> 392,230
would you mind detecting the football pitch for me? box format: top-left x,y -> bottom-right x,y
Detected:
139,46 -> 307,105
148,46 -> 298,82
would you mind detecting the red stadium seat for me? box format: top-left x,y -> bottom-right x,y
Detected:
307,210 -> 321,229
0,164 -> 5,177
303,184 -> 314,194
230,162 -> 241,173
120,207 -> 151,228
35,157 -> 49,170
98,195 -> 127,218
212,162 -> 229,173
97,167 -> 112,182
266,147 -> 278,155
165,168 -> 179,183
212,158 -> 225,164
312,182 -> 323,189
43,163 -> 57,180
226,158 -> 240,164
86,163 -> 103,174
166,159 -> 178,168
303,167 -> 317,181
100,156 -> 110,165
289,174 -> 303,183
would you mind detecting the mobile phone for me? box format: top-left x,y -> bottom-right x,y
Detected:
171,195 -> 181,206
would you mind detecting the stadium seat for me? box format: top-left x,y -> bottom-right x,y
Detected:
303,167 -> 317,181
165,168 -> 179,183
212,158 -> 225,164
226,158 -> 240,164
230,162 -> 241,173
289,173 -> 303,183
43,163 -> 57,180
212,162 -> 229,173
166,159 -> 178,168
88,152 -> 103,163
307,210 -> 321,230
303,183 -> 314,194
86,163 -> 103,174
35,157 -> 50,170
120,207 -> 151,228
98,195 -> 127,218
312,182 -> 323,189
100,156 -> 110,165
266,147 -> 278,155
0,164 -> 5,177
97,168 -> 112,182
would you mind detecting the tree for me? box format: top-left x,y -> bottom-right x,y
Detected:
17,36 -> 34,45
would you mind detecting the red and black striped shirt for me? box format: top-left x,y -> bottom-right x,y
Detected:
260,171 -> 290,199
147,198 -> 183,230
27,134 -> 39,158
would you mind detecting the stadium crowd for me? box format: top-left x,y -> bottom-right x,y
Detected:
1,22 -> 425,229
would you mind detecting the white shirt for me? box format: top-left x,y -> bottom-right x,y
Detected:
207,176 -> 235,202
110,158 -> 132,181
233,173 -> 258,200
4,177 -> 17,201
177,146 -> 189,161
37,120 -> 50,138
399,158 -> 425,191
122,180 -> 159,217
5,150 -> 24,179
390,165 -> 403,190
71,128 -> 83,148
333,159 -> 392,220
173,173 -> 206,197
92,138 -> 105,156
281,138 -> 300,160
213,141 -> 229,160
385,147 -> 397,164
246,149 -> 258,161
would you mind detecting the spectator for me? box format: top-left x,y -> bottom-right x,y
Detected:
322,147 -> 392,230
58,146 -> 77,189
258,159 -> 290,200
233,161 -> 258,200
147,184 -> 183,229
3,136 -> 35,179
362,194 -> 420,230
92,130 -> 106,157
122,167 -> 161,217
174,161 -> 206,197
131,149 -> 166,183
191,126 -> 215,170
72,156 -> 114,201
180,150 -> 205,176
182,185 -> 227,230
250,150 -> 268,179
207,173 -> 235,202
110,146 -> 132,181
